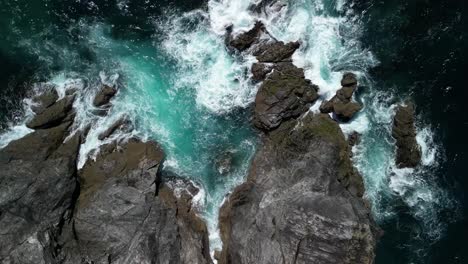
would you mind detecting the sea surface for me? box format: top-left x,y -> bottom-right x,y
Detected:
0,0 -> 466,263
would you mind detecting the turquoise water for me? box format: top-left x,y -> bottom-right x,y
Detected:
0,0 -> 462,262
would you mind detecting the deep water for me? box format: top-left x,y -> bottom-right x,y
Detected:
0,0 -> 466,263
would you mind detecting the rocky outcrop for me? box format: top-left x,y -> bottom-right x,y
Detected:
26,95 -> 75,129
0,98 -> 80,263
218,113 -> 376,264
226,21 -> 265,52
254,62 -> 318,130
392,103 -> 421,168
0,86 -> 212,264
93,84 -> 117,107
220,21 -> 376,264
63,138 -> 212,264
320,73 -> 362,122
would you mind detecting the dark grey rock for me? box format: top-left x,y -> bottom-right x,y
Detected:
228,21 -> 265,51
333,101 -> 363,122
30,86 -> 59,114
68,138 -> 212,264
97,116 -> 133,140
254,62 -> 318,130
26,96 -> 75,129
0,121 -> 80,264
392,103 -> 421,168
93,85 -> 117,107
218,113 -> 376,264
253,41 -> 300,63
341,72 -> 358,87
251,63 -> 273,82
319,73 -> 361,122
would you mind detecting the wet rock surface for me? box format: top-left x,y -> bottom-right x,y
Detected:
221,26 -> 376,264
1,86 -> 212,264
26,95 -> 75,129
93,84 -> 117,107
218,113 -> 376,264
254,62 -> 318,130
392,103 -> 421,168
320,73 -> 362,122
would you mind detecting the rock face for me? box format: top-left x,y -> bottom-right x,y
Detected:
218,113 -> 376,264
220,22 -> 377,264
0,109 -> 79,263
254,62 -> 318,130
392,103 -> 421,168
0,86 -> 212,264
26,95 -> 75,129
320,73 -> 362,122
93,84 -> 117,107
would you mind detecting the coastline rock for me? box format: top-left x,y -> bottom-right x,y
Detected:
254,62 -> 319,130
0,120 -> 80,264
228,21 -> 265,51
253,41 -> 300,63
320,73 -> 362,122
67,138 -> 212,264
341,72 -> 358,87
392,103 -> 421,168
97,116 -> 133,140
251,63 -> 274,82
26,95 -> 75,129
30,86 -> 59,114
93,85 -> 117,107
333,101 -> 363,122
218,113 -> 376,264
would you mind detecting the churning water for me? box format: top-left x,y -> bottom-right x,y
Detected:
0,0 -> 462,262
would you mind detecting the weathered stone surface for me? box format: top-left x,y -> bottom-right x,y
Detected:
93,85 -> 117,107
392,103 -> 421,168
341,72 -> 358,87
253,41 -> 300,63
97,116 -> 133,140
26,95 -> 75,129
69,138 -> 212,264
30,85 -> 59,114
219,113 -> 375,264
228,21 -> 265,51
333,101 -> 363,122
319,73 -> 361,122
251,62 -> 273,82
254,62 -> 318,130
0,121 -> 80,264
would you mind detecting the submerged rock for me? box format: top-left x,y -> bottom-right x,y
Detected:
93,84 -> 117,107
392,103 -> 421,168
254,62 -> 319,130
218,113 -> 376,264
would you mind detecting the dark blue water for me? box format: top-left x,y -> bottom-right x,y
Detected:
353,1 -> 468,263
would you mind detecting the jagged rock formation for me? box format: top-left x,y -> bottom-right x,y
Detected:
217,21 -> 377,264
320,73 -> 362,122
0,86 -> 212,264
93,84 -> 117,107
227,21 -> 319,131
392,103 -> 421,168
